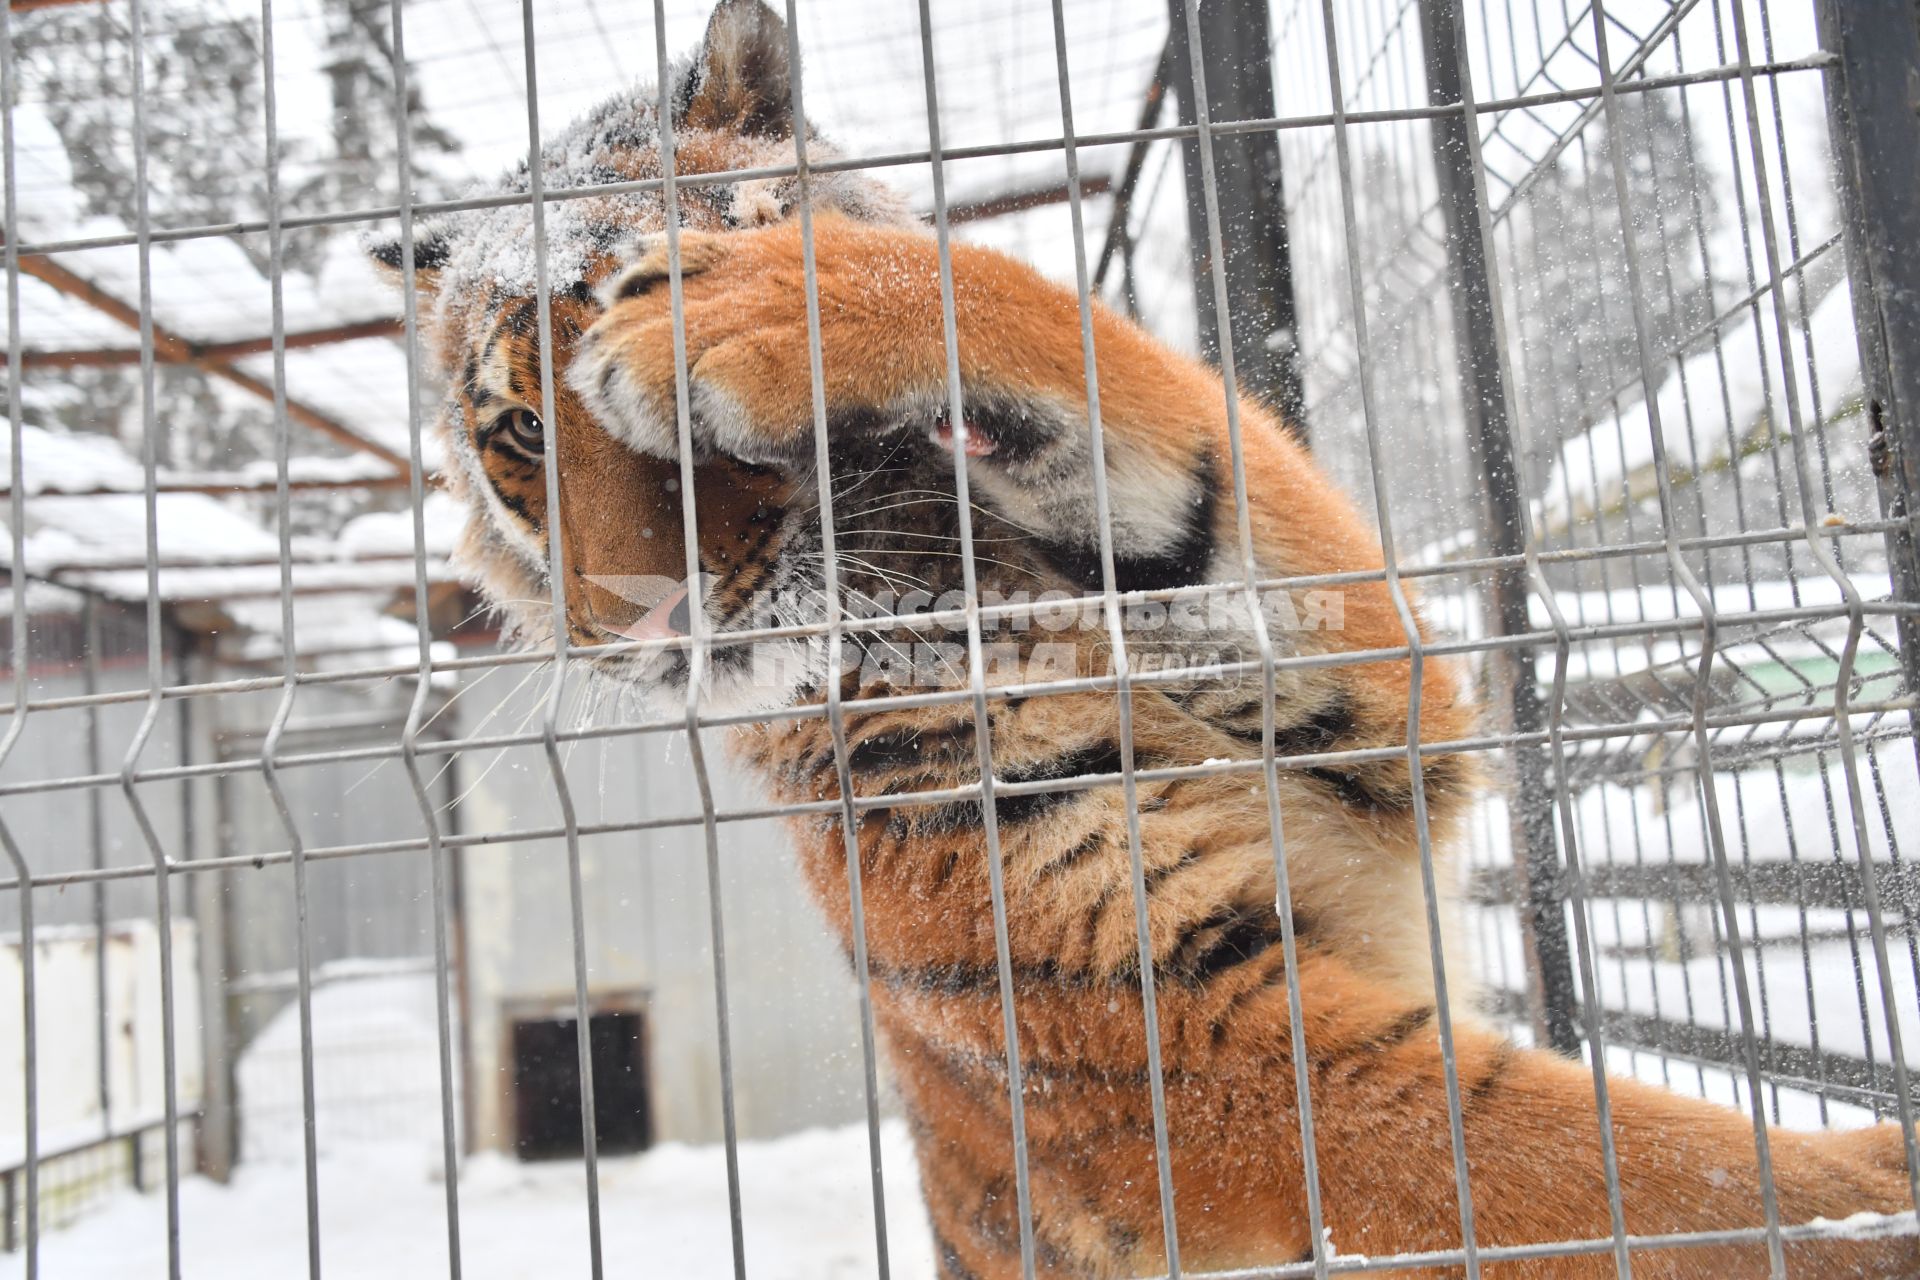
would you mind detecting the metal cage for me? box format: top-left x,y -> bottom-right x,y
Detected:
3,0 -> 1919,1277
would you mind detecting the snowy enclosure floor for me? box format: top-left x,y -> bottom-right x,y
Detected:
1,1122 -> 937,1280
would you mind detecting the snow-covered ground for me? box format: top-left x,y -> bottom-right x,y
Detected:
1467,748 -> 1920,1133
4,965 -> 935,1279
1,1123 -> 935,1280
17,732 -> 1920,1278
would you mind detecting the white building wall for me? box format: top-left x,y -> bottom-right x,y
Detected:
0,918 -> 203,1165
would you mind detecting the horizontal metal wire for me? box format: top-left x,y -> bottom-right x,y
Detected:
7,2 -> 1917,1276
0,516 -> 1902,720
1136,1215 -> 1920,1280
0,600 -> 1908,805
10,52 -> 1825,260
6,690 -> 1913,894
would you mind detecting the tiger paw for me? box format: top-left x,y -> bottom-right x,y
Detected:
569,219 -> 956,471
570,224 -> 866,469
594,230 -> 732,309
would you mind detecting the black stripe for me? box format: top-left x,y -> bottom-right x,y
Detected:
1315,1005 -> 1436,1083
1142,844 -> 1201,893
845,723 -> 976,775
707,518 -> 788,629
1376,1004 -> 1436,1049
932,1226 -> 983,1280
482,435 -> 541,469
1224,693 -> 1357,755
998,743 -> 1127,813
369,230 -> 449,271
1207,951 -> 1292,1047
875,956 -> 1088,996
914,742 -> 1126,831
1171,909 -> 1287,984
968,1174 -> 1017,1252
1038,828 -> 1107,877
1081,885 -> 1111,962
920,1028 -> 1160,1093
1038,454 -> 1218,593
615,268 -> 660,301
494,488 -> 540,532
1218,693 -> 1419,812
1467,1042 -> 1517,1108
1306,764 -> 1412,813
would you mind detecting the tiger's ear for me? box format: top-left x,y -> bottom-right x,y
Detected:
363,224 -> 453,294
680,0 -> 794,138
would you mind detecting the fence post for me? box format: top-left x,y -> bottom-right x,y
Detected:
82,597 -> 114,1137
1162,0 -> 1306,435
1816,2 -> 1920,751
1417,0 -> 1580,1054
186,642 -> 236,1185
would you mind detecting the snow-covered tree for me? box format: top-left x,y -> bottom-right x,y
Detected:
1512,92 -> 1722,486
290,0 -> 460,258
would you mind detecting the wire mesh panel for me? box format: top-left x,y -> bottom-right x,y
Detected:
2,0 -> 1918,1278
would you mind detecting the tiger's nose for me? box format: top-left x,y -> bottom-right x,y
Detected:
607,579 -> 689,641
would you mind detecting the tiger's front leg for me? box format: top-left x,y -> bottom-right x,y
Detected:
568,215 -> 1232,592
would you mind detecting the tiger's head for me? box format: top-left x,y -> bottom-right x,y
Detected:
369,0 -> 911,710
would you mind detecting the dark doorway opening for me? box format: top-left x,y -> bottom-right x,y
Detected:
511,1010 -> 651,1160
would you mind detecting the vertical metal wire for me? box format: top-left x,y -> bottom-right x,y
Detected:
1755,0 -> 1904,1104
1433,5 -> 1634,1271
1164,2 -> 1340,1274
775,6 -> 891,1275
1668,16 -> 1819,1126
4,2 -> 1918,1272
910,3 -> 1039,1274
1305,3 -> 1479,1271
0,0 -> 37,1269
82,600 -> 112,1137
1042,6 -> 1185,1273
1584,4 -> 1785,1271
513,3 -> 605,1271
1422,0 -> 1579,1060
1722,0 -> 1920,1214
253,3 -> 324,1269
115,3 -> 185,1273
648,8 -> 747,1273
385,0 -> 467,1269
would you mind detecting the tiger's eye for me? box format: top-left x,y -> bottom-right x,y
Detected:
497,407 -> 546,456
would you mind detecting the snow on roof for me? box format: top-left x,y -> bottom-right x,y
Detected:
224,592 -> 456,667
1541,280 -> 1863,531
9,0 -> 1166,540
230,334 -> 440,467
12,100 -> 81,243
337,489 -> 466,560
1,424 -> 454,654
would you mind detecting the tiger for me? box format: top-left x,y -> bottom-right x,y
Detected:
368,1 -> 1920,1275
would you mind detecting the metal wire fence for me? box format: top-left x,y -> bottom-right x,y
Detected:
2,0 -> 1919,1277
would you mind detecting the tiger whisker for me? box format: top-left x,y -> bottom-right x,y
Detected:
831,546 -> 1045,582
439,684 -> 552,816
420,657 -> 552,805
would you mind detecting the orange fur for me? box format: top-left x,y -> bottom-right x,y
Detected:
381,4 -> 1920,1272
569,216 -> 1918,1278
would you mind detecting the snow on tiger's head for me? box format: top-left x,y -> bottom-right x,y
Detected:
364,0 -> 909,687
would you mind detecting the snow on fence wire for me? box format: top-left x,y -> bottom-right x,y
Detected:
1,0 -> 1919,1277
